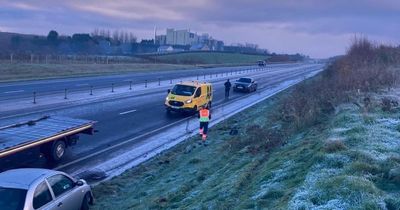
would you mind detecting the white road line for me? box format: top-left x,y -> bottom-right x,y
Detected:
3,90 -> 24,94
76,84 -> 89,87
119,109 -> 137,115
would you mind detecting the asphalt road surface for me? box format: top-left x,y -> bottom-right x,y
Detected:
0,65 -> 285,101
0,63 -> 323,172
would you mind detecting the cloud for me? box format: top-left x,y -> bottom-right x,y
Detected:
68,1 -> 184,21
0,0 -> 399,57
1,1 -> 43,11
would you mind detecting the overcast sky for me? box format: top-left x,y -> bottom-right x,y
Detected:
1,0 -> 399,58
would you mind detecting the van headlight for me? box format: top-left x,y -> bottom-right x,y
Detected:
185,99 -> 192,104
166,97 -> 169,101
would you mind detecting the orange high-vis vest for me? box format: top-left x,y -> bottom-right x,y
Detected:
199,109 -> 210,122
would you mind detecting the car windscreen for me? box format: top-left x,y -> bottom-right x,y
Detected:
238,78 -> 252,83
0,187 -> 27,210
171,85 -> 196,96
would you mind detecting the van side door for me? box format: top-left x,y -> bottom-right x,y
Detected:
207,85 -> 212,101
194,87 -> 202,110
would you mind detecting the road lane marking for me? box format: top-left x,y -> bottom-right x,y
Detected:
119,109 -> 137,115
3,90 -> 24,94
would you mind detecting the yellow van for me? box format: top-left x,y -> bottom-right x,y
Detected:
165,81 -> 213,113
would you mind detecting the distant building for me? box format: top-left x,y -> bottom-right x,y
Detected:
155,28 -> 224,51
166,29 -> 199,46
158,45 -> 174,53
190,44 -> 210,51
98,40 -> 112,54
120,43 -> 132,55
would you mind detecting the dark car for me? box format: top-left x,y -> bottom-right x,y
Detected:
233,77 -> 257,92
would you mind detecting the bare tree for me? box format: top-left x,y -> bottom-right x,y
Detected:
129,32 -> 137,43
91,28 -> 99,37
113,30 -> 119,42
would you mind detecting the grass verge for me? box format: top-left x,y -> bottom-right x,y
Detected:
0,63 -> 194,82
91,39 -> 400,209
1,52 -> 266,82
91,85 -> 400,210
146,52 -> 266,65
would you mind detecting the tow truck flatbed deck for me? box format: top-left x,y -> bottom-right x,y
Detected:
0,116 -> 95,158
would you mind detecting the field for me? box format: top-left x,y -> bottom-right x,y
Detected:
0,52 -> 266,82
0,63 -> 193,82
91,79 -> 400,209
146,52 -> 267,65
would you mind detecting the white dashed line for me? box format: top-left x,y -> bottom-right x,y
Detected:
3,90 -> 24,94
76,84 -> 89,87
119,109 -> 137,115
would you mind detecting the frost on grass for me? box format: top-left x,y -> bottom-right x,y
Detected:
251,160 -> 294,200
288,98 -> 400,209
288,159 -> 346,209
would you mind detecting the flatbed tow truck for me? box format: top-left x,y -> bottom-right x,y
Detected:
0,116 -> 95,171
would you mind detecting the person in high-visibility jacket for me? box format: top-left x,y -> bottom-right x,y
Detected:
198,106 -> 211,141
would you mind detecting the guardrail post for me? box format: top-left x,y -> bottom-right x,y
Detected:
197,74 -> 199,80
158,78 -> 161,86
90,86 -> 93,95
203,74 -> 206,79
111,83 -> 114,92
64,89 -> 67,99
33,91 -> 36,104
129,81 -> 132,90
145,80 -> 147,88
170,79 -> 172,84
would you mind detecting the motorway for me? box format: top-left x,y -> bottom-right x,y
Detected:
0,63 -> 323,174
0,65 -> 271,101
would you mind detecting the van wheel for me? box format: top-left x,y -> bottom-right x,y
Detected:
207,102 -> 212,109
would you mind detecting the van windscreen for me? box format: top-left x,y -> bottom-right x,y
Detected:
171,85 -> 196,96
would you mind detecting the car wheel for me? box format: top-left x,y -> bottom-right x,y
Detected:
80,193 -> 92,210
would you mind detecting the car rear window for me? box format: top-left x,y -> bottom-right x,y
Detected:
238,78 -> 252,83
171,85 -> 196,96
0,187 -> 27,210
